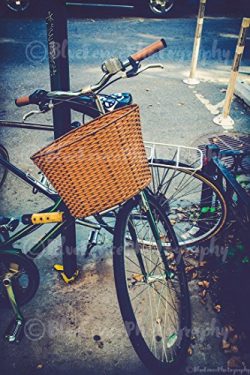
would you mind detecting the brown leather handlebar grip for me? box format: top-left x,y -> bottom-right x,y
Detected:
130,39 -> 167,62
15,96 -> 30,107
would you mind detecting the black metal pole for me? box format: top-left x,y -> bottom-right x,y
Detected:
46,0 -> 77,279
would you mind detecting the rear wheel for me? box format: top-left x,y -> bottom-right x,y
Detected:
149,160 -> 228,247
113,195 -> 190,373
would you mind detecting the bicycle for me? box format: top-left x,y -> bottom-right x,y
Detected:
0,38 -> 227,249
0,39 -> 191,374
201,143 -> 250,246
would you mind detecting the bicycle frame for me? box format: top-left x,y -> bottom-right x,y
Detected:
0,152 -> 173,344
0,155 -> 114,257
204,144 -> 250,229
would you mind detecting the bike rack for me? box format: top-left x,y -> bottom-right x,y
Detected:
46,0 -> 77,280
145,142 -> 203,170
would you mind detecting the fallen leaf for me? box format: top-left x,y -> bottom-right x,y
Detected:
199,290 -> 207,298
198,280 -> 210,288
222,339 -> 230,350
167,253 -> 175,261
199,261 -> 207,267
214,304 -> 222,313
227,356 -> 243,369
132,274 -> 144,282
231,346 -> 239,354
185,266 -> 195,273
187,347 -> 193,356
192,272 -> 198,280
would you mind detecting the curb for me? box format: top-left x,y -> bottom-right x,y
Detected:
235,80 -> 250,107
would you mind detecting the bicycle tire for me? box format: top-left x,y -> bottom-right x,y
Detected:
113,194 -> 191,374
149,159 -> 228,247
0,144 -> 9,189
0,251 -> 39,308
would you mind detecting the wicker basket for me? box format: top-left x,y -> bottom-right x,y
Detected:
31,104 -> 151,218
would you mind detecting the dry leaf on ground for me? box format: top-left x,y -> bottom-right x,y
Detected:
227,356 -> 243,369
198,280 -> 210,288
214,304 -> 222,313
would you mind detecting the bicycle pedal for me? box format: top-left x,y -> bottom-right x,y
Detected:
5,318 -> 24,344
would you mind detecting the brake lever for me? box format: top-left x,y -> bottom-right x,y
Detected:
136,64 -> 164,75
123,64 -> 164,78
23,110 -> 44,122
22,102 -> 54,122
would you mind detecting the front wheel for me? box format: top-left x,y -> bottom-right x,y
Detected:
113,194 -> 190,374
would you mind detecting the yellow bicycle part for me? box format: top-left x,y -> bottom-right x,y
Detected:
22,212 -> 64,225
53,264 -> 79,284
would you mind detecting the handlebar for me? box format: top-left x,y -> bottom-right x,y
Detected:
15,39 -> 167,108
15,96 -> 31,107
130,39 -> 167,63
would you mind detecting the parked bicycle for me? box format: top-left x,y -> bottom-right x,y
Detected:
0,38 -> 226,249
0,39 -> 192,375
202,143 -> 250,246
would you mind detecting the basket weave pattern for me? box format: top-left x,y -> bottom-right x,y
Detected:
31,105 -> 151,218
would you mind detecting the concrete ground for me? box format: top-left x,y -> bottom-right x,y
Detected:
0,12 -> 250,375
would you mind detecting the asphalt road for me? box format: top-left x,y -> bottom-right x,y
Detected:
0,14 -> 249,120
1,13 -> 250,69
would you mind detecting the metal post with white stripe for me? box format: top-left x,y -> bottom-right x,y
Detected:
183,0 -> 207,85
213,17 -> 250,129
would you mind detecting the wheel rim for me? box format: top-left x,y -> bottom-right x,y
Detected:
123,201 -> 186,363
6,0 -> 30,12
149,0 -> 174,15
149,161 -> 227,247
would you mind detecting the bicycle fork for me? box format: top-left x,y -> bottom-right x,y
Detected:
2,268 -> 25,343
140,190 -> 175,280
